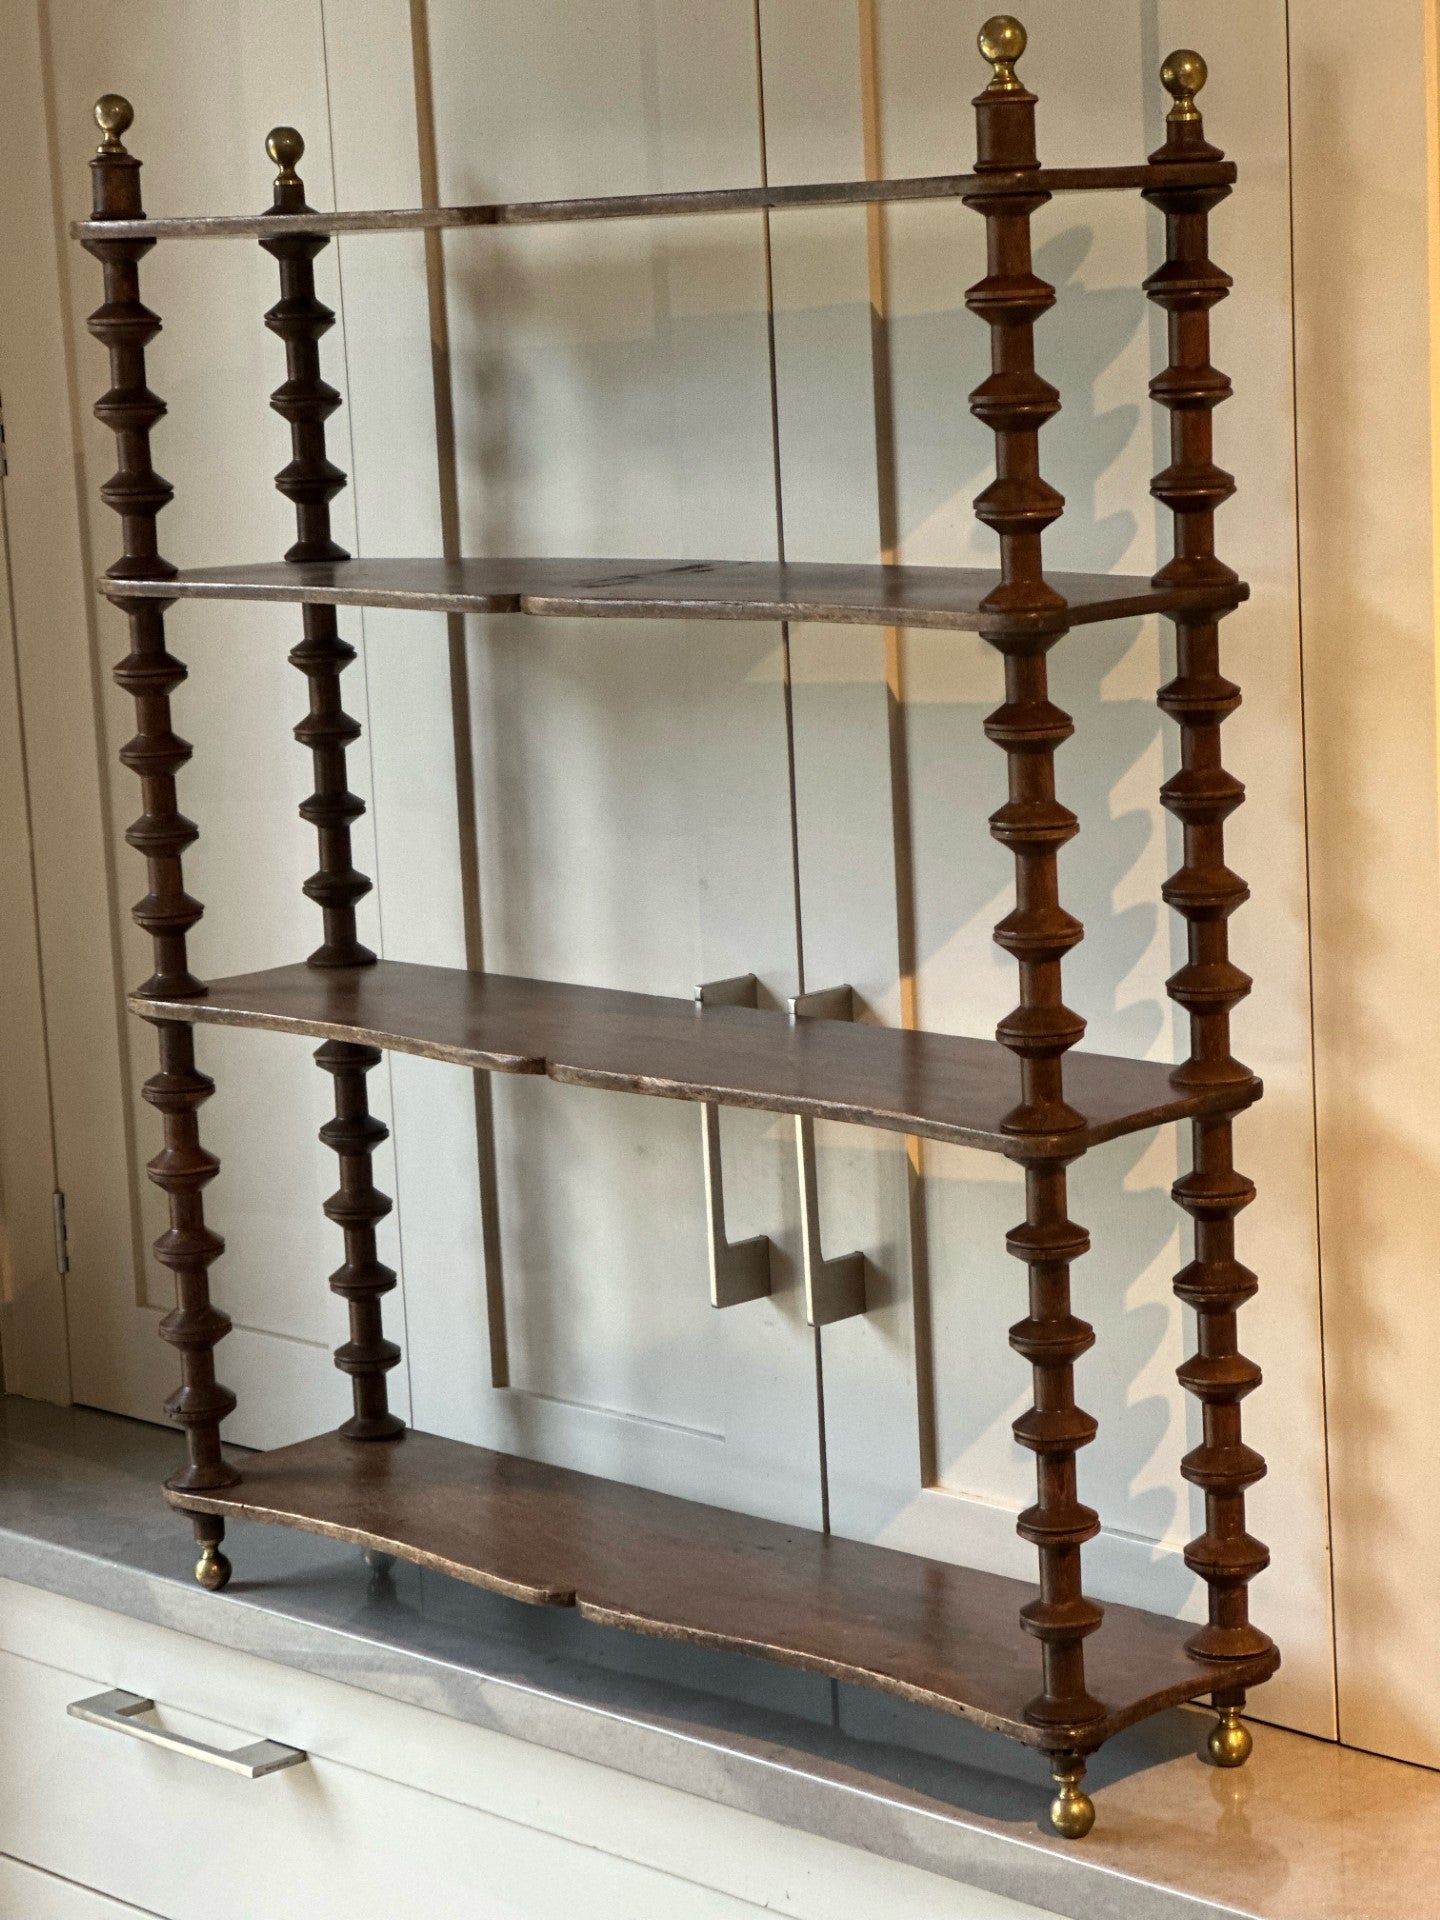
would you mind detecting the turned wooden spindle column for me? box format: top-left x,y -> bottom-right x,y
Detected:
316,1041 -> 404,1439
1145,52 -> 1271,1763
965,21 -> 1101,1834
259,129 -> 403,1440
258,127 -> 375,972
82,96 -> 239,1592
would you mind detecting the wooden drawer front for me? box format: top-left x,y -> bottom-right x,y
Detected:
0,1581 -> 1046,1920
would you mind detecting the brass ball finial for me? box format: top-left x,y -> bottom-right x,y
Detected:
1161,48 -> 1207,122
93,93 -> 134,156
978,15 -> 1027,93
195,1541 -> 232,1591
1048,1757 -> 1095,1839
1208,1706 -> 1253,1769
266,125 -> 305,185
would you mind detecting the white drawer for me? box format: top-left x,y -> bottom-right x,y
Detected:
0,1853 -> 158,1918
0,1579 -> 1044,1920
0,1638 -> 764,1920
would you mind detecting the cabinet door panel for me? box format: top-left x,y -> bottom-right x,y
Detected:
329,0 -> 825,1520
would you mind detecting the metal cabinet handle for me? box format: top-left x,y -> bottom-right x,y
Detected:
695,975 -> 774,1307
68,1689 -> 308,1777
788,986 -> 867,1327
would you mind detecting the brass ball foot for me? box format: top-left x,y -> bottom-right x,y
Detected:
195,1543 -> 232,1591
1049,1757 -> 1096,1839
1208,1706 -> 1253,1769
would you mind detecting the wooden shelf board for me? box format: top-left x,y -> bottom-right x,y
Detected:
100,556 -> 1247,638
167,1428 -> 1277,1751
72,159 -> 1238,245
135,960 -> 1259,1159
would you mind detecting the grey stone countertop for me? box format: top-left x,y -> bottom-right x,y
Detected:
4,1396 -> 1429,1920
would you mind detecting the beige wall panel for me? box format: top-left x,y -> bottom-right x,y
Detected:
0,496 -> 66,1403
0,4 -> 75,1404
0,0 -> 135,1408
1292,0 -> 1440,1763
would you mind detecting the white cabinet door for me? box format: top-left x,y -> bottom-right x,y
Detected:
420,0 -> 812,1514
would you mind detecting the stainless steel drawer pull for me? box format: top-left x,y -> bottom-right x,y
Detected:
68,1689 -> 308,1777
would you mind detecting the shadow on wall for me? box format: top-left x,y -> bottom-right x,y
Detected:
875,222 -> 1191,1598
432,190 -> 1195,1599
438,218 -> 806,1452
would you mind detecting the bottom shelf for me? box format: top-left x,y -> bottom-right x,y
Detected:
168,1429 -> 1278,1752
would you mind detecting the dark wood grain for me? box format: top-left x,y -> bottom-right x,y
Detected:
259,144 -> 376,971
315,1041 -> 404,1441
133,959 -> 1260,1162
167,1426 -> 1278,1752
1147,93 -> 1272,1675
81,120 -> 239,1532
259,139 -> 403,1444
69,160 -> 1238,245
98,555 -> 1247,639
967,59 -> 1103,1737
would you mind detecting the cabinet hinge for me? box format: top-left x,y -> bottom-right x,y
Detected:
52,1190 -> 70,1276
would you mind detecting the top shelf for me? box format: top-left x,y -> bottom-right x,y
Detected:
71,159 -> 1237,245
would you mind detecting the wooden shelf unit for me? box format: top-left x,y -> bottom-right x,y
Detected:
78,21 -> 1276,1839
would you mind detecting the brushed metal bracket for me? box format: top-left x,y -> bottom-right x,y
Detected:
694,975 -> 774,1308
68,1689 -> 308,1777
788,985 -> 868,1327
